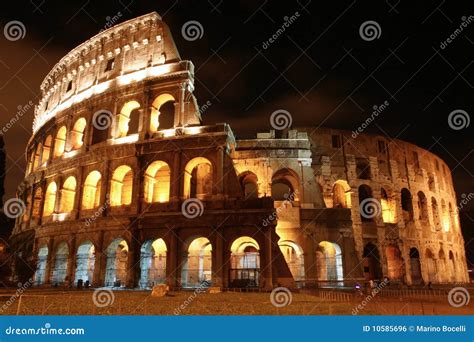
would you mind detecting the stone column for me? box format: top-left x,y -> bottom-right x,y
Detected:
215,147 -> 224,199
166,232 -> 178,288
66,235 -> 77,287
44,237 -> 55,285
94,231 -> 105,286
263,228 -> 274,290
126,234 -> 140,288
211,227 -> 224,287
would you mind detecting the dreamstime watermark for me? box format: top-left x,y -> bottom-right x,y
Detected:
181,21 -> 204,41
352,278 -> 389,315
359,20 -> 381,41
1,101 -> 34,135
174,280 -> 210,315
447,287 -> 470,308
92,110 -> 113,130
0,278 -> 33,313
3,20 -> 26,41
270,109 -> 292,130
270,287 -> 293,308
262,11 -> 300,49
84,196 -> 110,227
199,100 -> 212,115
440,16 -> 474,49
359,198 -> 381,220
92,288 -> 115,308
262,190 -> 298,227
458,193 -> 474,212
99,12 -> 123,32
448,109 -> 470,130
2,198 -> 26,219
352,100 -> 389,138
181,198 -> 204,219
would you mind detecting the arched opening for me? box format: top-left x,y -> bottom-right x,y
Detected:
43,182 -> 57,217
409,248 -> 422,284
105,238 -> 129,287
385,246 -> 404,280
239,171 -> 259,199
42,135 -> 52,164
332,180 -> 351,208
183,157 -> 213,199
431,197 -> 441,231
82,171 -> 102,210
75,241 -> 95,285
91,111 -> 112,145
438,249 -> 447,282
358,184 -> 374,222
441,199 -> 449,232
54,126 -> 67,158
70,118 -> 87,150
117,101 -> 140,137
150,93 -> 175,132
59,176 -> 77,213
271,168 -> 300,201
139,239 -> 167,289
448,203 -> 455,233
363,243 -> 382,280
31,187 -> 43,223
448,251 -> 456,282
279,240 -> 305,281
51,242 -> 69,285
380,188 -> 395,223
34,245 -> 49,285
401,188 -> 413,222
316,241 -> 343,282
417,191 -> 429,221
110,166 -> 133,206
181,237 -> 212,288
33,143 -> 42,170
427,173 -> 436,192
230,236 -> 260,288
425,248 -> 437,282
144,161 -> 170,203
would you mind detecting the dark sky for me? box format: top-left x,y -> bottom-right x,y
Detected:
0,0 -> 472,210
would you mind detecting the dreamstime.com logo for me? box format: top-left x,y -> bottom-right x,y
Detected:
181,198 -> 204,219
92,288 -> 115,308
359,198 -> 381,220
359,20 -> 381,41
447,287 -> 470,308
270,287 -> 292,308
181,21 -> 204,41
270,109 -> 292,130
3,20 -> 26,41
448,109 -> 470,130
2,198 -> 26,219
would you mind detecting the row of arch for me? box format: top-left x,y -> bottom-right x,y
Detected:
36,236 -> 463,286
28,95 -> 178,174
330,181 -> 458,232
25,157 -> 214,222
34,236 -> 293,287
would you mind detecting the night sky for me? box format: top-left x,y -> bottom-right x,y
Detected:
0,0 -> 472,211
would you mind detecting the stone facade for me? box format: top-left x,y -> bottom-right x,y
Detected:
9,12 -> 468,289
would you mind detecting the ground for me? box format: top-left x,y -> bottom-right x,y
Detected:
0,288 -> 472,315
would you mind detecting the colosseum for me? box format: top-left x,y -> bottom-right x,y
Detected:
9,12 -> 468,290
